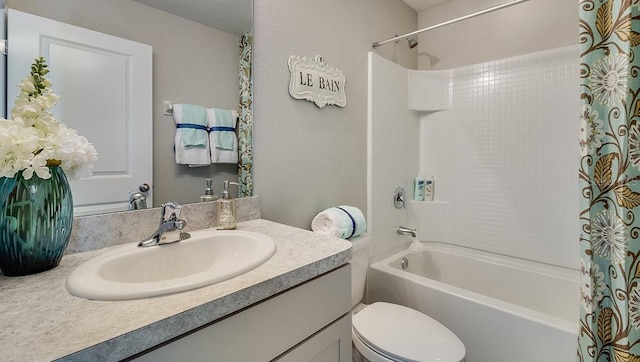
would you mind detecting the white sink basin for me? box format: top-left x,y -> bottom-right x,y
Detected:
66,229 -> 277,300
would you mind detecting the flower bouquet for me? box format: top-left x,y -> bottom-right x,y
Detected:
0,57 -> 97,276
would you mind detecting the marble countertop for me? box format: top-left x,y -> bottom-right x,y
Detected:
0,219 -> 352,361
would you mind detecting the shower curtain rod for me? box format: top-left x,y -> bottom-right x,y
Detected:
372,0 -> 530,48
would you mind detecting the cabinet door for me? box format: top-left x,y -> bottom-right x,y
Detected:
133,265 -> 351,362
275,314 -> 352,362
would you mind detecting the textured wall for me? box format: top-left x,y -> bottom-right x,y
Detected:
416,0 -> 577,70
253,0 -> 418,229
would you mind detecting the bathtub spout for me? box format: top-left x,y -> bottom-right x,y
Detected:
397,226 -> 417,238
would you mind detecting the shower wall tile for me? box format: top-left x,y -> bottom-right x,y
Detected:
408,69 -> 451,111
414,45 -> 581,270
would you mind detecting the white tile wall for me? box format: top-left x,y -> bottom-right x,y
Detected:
413,45 -> 581,270
408,69 -> 451,111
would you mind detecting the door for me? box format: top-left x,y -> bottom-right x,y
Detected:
7,9 -> 153,216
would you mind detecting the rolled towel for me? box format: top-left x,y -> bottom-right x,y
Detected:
311,205 -> 367,239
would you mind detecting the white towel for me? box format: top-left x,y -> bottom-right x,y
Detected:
173,104 -> 211,167
311,205 -> 367,239
207,108 -> 238,164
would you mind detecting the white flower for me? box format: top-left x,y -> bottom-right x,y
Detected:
591,210 -> 627,264
581,259 -> 606,313
21,156 -> 50,180
18,79 -> 36,94
629,123 -> 640,170
630,284 -> 640,329
580,259 -> 595,313
590,53 -> 629,106
0,57 -> 97,180
580,259 -> 607,314
50,124 -> 98,179
579,103 -> 605,156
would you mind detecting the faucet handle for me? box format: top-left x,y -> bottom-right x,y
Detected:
161,202 -> 182,221
128,192 -> 147,210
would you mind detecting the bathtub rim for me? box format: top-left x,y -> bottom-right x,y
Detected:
369,242 -> 580,336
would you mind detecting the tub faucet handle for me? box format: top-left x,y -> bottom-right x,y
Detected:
397,226 -> 417,238
394,187 -> 406,209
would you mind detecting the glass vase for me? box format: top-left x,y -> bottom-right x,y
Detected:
0,167 -> 73,276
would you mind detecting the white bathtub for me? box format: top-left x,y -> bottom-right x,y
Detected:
367,242 -> 579,362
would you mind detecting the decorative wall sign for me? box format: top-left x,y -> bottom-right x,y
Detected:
288,55 -> 346,108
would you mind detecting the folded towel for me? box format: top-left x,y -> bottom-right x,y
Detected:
311,205 -> 367,239
173,104 -> 211,166
175,104 -> 208,146
207,108 -> 238,164
212,108 -> 235,150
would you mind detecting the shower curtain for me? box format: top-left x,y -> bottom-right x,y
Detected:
579,1 -> 640,360
238,31 -> 253,197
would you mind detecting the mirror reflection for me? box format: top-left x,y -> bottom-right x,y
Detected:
6,0 -> 252,215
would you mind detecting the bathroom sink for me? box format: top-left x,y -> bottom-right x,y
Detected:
65,229 -> 277,300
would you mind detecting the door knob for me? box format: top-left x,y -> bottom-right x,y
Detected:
139,183 -> 150,192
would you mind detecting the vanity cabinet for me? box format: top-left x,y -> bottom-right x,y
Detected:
133,265 -> 352,361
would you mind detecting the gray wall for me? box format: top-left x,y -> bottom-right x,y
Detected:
253,0 -> 418,229
7,0 -> 240,207
417,0 -> 577,69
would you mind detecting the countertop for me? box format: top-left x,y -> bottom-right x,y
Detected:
0,219 -> 352,361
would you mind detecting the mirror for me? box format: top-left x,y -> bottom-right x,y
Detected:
5,0 -> 252,215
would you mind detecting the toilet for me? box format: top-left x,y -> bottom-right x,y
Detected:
350,234 -> 466,362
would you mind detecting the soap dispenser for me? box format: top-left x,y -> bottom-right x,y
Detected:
216,181 -> 239,230
200,178 -> 218,202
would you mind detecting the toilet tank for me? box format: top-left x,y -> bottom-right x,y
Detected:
350,233 -> 371,307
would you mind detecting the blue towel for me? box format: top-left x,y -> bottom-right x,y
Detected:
178,104 -> 208,147
212,108 -> 235,150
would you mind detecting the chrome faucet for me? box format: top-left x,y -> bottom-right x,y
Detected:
397,226 -> 417,238
138,202 -> 190,247
128,191 -> 148,210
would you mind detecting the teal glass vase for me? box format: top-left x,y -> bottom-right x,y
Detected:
0,166 -> 73,276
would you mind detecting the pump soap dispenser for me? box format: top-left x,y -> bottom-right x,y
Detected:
200,178 -> 218,202
216,181 -> 239,230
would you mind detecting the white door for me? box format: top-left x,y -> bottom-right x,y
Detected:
7,9 -> 153,216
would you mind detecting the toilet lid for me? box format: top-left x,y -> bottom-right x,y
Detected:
352,302 -> 465,362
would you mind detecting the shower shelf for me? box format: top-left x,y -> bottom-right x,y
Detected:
409,200 -> 450,207
408,200 -> 448,205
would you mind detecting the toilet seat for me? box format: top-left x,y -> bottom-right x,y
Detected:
352,302 -> 465,362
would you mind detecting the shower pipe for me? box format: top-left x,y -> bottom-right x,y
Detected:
371,0 -> 530,48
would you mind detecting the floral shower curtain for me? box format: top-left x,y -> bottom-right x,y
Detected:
238,31 -> 253,197
579,1 -> 640,360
